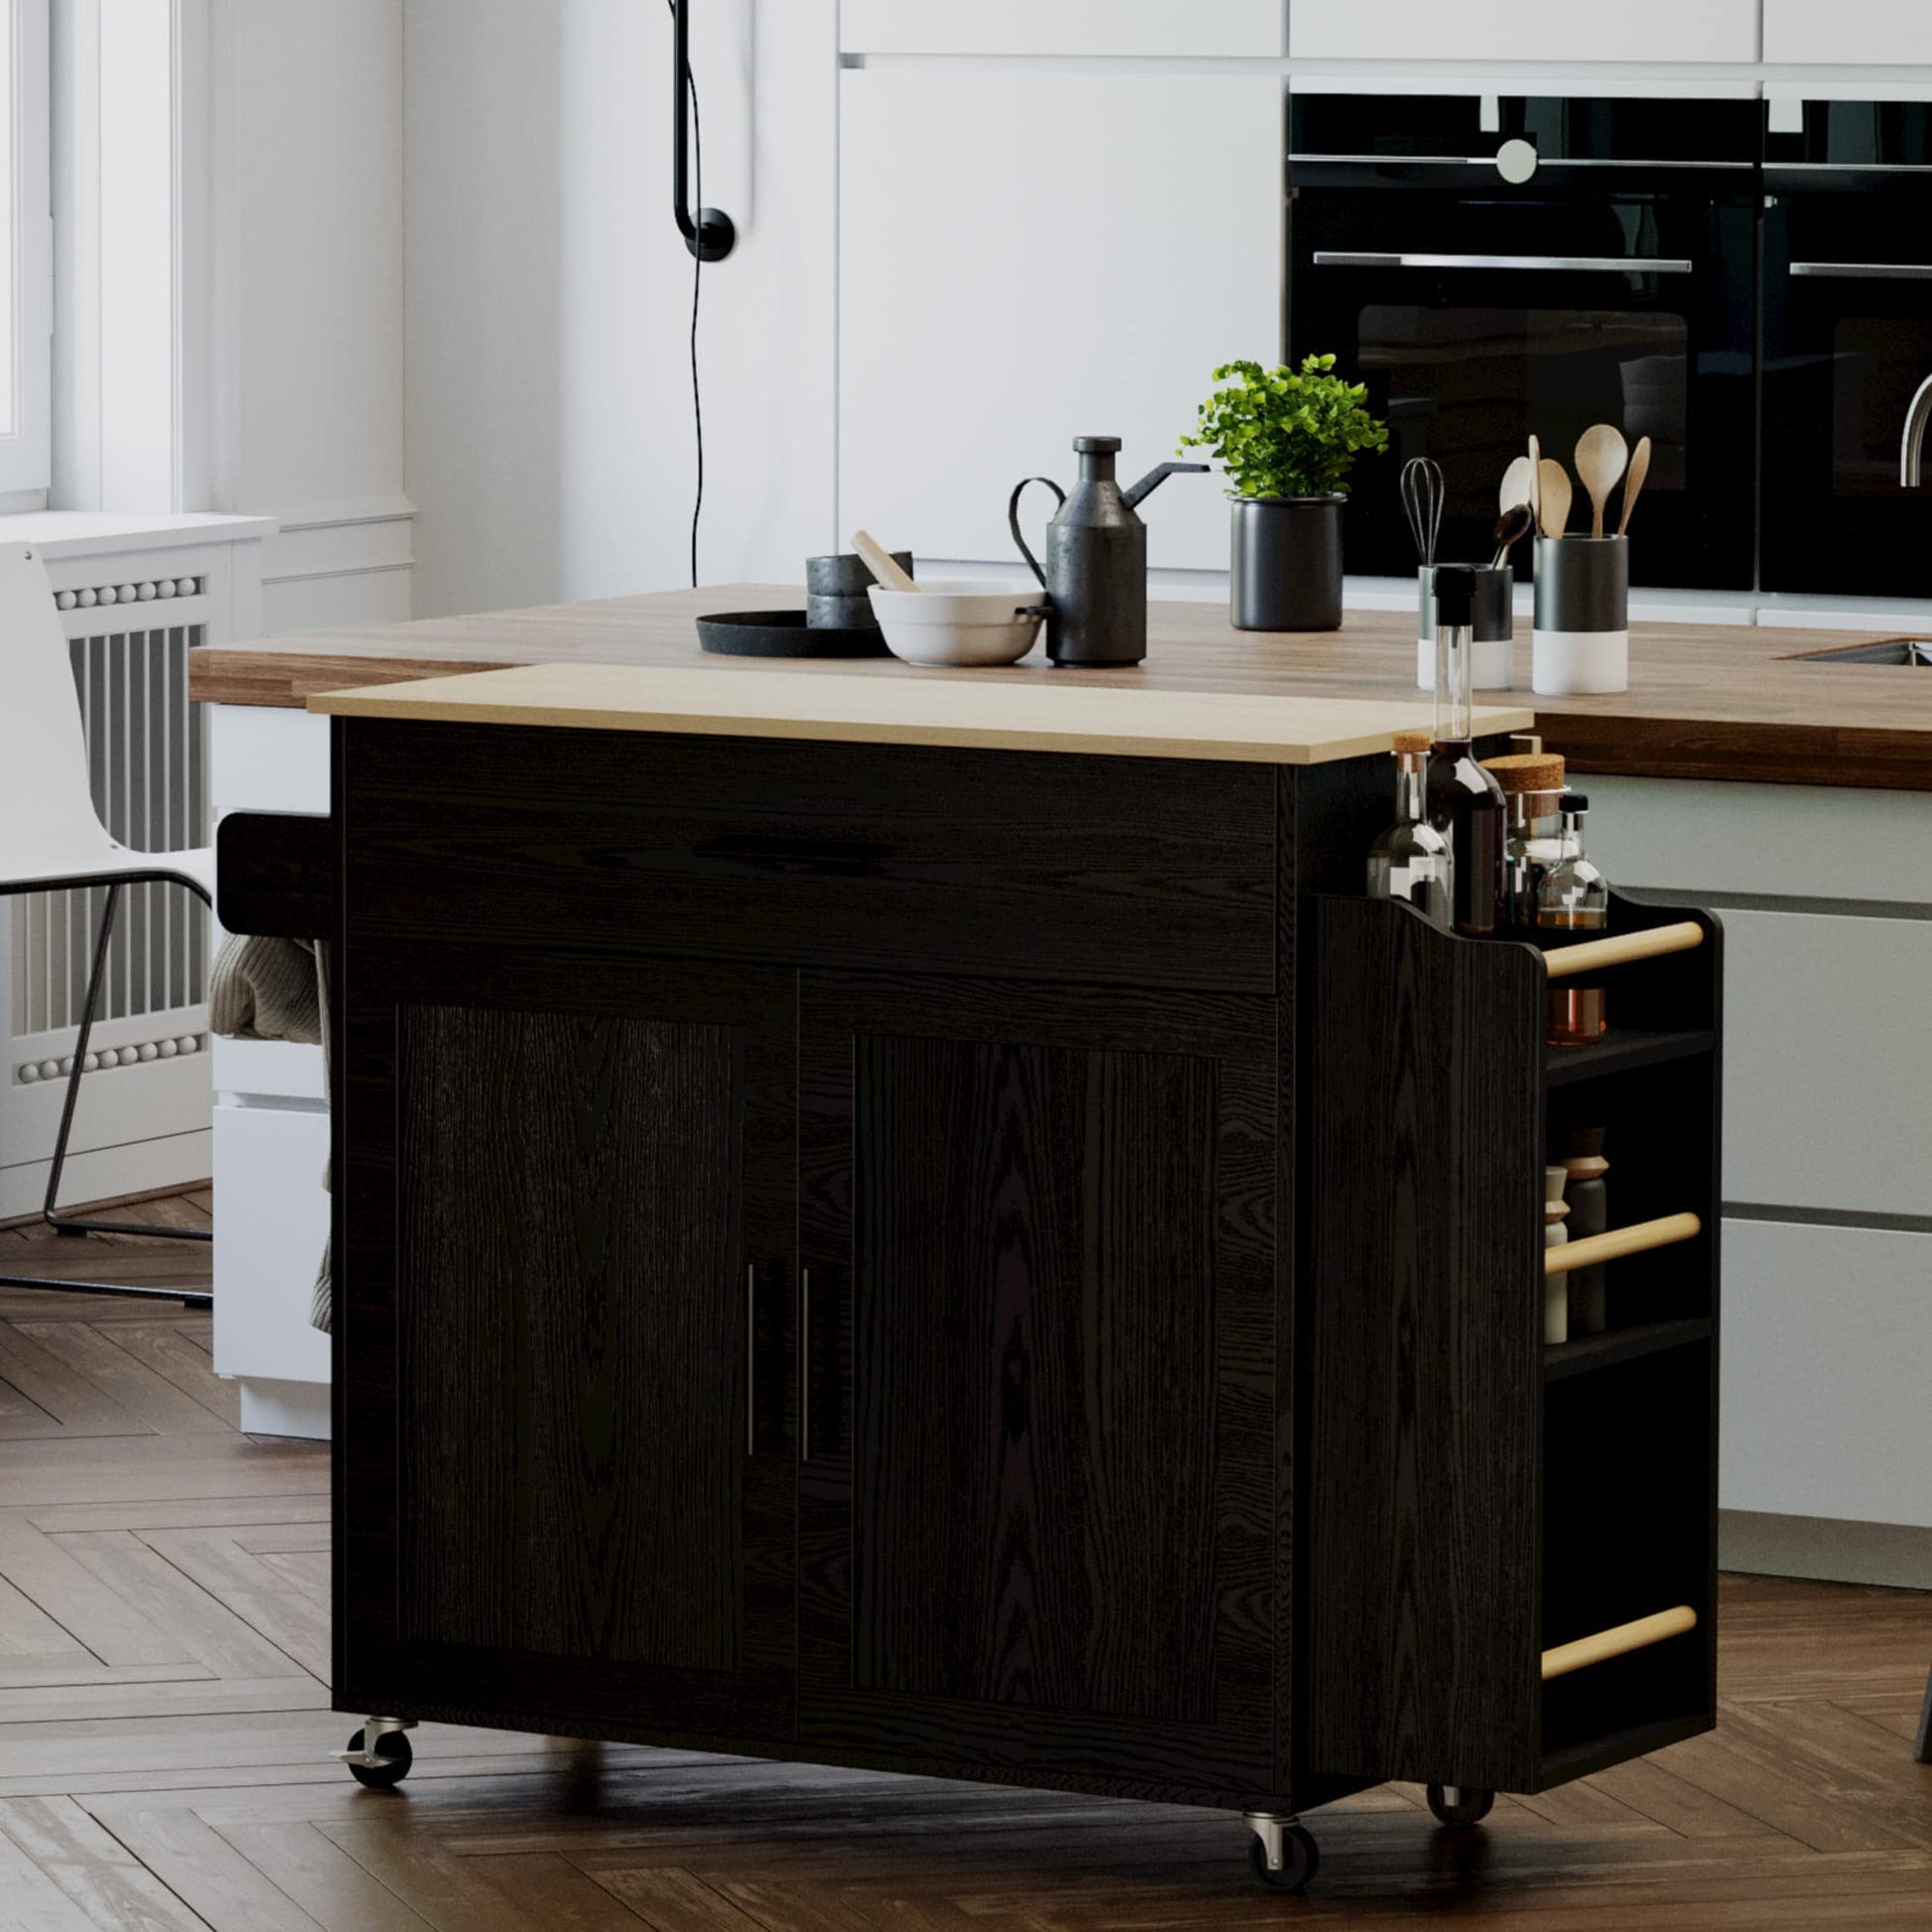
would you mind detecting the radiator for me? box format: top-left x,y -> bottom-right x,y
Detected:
9,621 -> 208,1063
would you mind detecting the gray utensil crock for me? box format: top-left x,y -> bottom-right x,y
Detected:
1532,535 -> 1629,695
805,551 -> 912,598
1229,494 -> 1344,632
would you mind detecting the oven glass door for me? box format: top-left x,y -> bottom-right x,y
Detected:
1292,185 -> 1757,589
1762,181 -> 1932,597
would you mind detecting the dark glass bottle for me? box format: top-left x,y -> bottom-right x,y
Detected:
1425,565 -> 1506,936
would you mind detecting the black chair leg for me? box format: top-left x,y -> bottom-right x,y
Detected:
0,882 -> 210,1309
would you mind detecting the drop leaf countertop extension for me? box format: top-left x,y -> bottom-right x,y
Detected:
306,659 -> 1532,764
190,583 -> 1932,789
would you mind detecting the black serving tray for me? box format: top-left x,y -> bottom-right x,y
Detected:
697,610 -> 891,658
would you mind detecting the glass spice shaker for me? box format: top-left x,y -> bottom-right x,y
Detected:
1480,752 -> 1569,931
1367,729 -> 1453,929
1538,794 -> 1610,1045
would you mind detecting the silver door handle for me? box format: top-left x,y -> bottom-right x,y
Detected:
799,1266 -> 811,1463
746,1262 -> 757,1456
1311,250 -> 1694,274
1789,261 -> 1932,280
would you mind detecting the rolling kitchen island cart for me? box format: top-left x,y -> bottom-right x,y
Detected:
217,662 -> 1722,1894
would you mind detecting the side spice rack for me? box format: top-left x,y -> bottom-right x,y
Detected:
1304,887 -> 1722,1799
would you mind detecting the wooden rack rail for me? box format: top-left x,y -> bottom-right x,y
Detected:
1542,1606 -> 1700,1682
1544,1212 -> 1701,1277
1543,922 -> 1705,979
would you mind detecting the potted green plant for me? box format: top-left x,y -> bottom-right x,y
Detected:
1179,354 -> 1388,631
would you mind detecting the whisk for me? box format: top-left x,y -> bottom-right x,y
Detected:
1400,457 -> 1446,568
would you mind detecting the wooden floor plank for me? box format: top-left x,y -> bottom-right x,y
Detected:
89,1328 -> 238,1430
483,1852 -> 660,1929
0,1794 -> 213,1931
13,1325 -> 231,1438
83,1798 -> 327,1932
0,1514 -> 198,1669
0,1329 -> 151,1440
25,1497 -> 330,1537
131,1530 -> 330,1682
320,1818 -> 567,1932
204,1819 -> 442,1932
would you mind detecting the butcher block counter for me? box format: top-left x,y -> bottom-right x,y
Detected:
190,584 -> 1932,789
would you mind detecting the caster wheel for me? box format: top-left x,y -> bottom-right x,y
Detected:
1426,1782 -> 1494,1828
1249,1824 -> 1318,1892
345,1727 -> 412,1789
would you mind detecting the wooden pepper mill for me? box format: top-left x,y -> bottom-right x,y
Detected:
1544,1165 -> 1572,1344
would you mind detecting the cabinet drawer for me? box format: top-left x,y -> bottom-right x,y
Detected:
1722,1218 -> 1932,1530
342,722 -> 1280,992
840,0 -> 1282,56
1290,0 -> 1756,61
1722,908 -> 1932,1218
210,1102 -> 331,1386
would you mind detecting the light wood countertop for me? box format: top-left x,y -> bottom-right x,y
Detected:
190,584 -> 1932,788
308,659 -> 1533,765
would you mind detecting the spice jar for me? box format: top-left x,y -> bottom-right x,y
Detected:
1479,752 -> 1569,931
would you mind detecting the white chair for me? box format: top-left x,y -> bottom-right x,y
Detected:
0,541 -> 212,1307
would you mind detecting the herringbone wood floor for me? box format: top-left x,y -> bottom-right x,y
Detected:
0,1194 -> 1928,1928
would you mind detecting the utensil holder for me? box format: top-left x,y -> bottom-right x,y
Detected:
1532,536 -> 1628,695
1418,564 -> 1513,691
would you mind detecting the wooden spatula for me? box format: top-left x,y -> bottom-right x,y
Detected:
1617,436 -> 1653,536
1537,459 -> 1574,539
1499,455 -> 1534,514
851,530 -> 919,594
1575,424 -> 1629,539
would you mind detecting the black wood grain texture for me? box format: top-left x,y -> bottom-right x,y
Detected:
337,936 -> 797,1740
1305,896 -> 1547,1796
399,1005 -> 743,1669
215,809 -> 336,937
797,973 -> 1278,1800
339,721 -> 1277,993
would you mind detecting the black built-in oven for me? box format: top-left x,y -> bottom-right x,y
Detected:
1762,101 -> 1932,597
1289,94 -> 1760,590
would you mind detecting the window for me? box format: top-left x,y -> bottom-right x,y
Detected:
0,0 -> 49,499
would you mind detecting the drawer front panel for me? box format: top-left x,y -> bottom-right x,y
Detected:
1722,1218 -> 1932,1530
342,722 -> 1279,992
210,1102 -> 331,1385
1722,908 -> 1932,1218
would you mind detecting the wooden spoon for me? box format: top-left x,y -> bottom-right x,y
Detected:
851,530 -> 919,594
1617,435 -> 1653,536
1536,459 -> 1574,539
1527,435 -> 1542,522
1490,501 -> 1534,568
1499,455 -> 1534,514
1575,424 -> 1629,539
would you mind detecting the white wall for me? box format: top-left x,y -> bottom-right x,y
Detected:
403,0 -> 837,619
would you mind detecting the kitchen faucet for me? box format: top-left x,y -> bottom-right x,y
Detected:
1902,374 -> 1932,486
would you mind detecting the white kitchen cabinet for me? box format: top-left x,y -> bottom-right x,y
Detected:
1289,0 -> 1758,65
207,701 -> 334,1440
1763,0 -> 1932,65
1722,1219 -> 1932,1531
840,1 -> 1282,58
839,68 -> 1284,575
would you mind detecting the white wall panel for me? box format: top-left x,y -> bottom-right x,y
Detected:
841,0 -> 1283,58
1722,1218 -> 1932,1530
840,69 -> 1283,573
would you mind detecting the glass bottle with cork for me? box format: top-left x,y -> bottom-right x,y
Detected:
1425,564 -> 1506,937
1538,795 -> 1610,1044
1366,730 -> 1453,929
1481,751 -> 1569,931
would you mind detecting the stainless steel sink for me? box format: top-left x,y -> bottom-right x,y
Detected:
1790,638 -> 1932,666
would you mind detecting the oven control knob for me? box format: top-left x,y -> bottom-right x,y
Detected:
1496,137 -> 1539,185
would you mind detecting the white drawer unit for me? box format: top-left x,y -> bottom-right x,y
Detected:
1721,908 -> 1932,1220
1288,0 -> 1759,63
839,67 -> 1284,575
840,0 -> 1283,57
1762,0 -> 1932,65
1722,1218 -> 1932,1532
209,700 -> 335,1438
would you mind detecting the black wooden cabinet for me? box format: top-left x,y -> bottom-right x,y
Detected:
795,973 -> 1279,1801
209,713 -> 1724,1874
337,943 -> 799,1745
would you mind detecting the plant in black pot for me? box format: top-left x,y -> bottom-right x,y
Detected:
1179,354 -> 1388,632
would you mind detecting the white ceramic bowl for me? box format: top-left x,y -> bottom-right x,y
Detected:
868,581 -> 1045,667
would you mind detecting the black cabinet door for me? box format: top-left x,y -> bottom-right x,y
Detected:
337,943 -> 797,1745
796,973 -> 1280,1804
